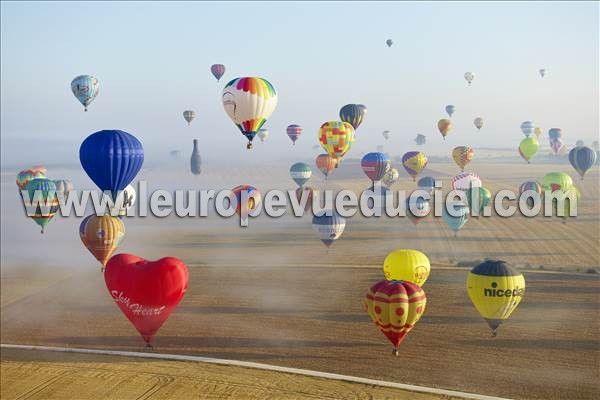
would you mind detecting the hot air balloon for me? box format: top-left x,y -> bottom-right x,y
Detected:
533,127 -> 542,138
520,121 -> 535,138
16,168 -> 45,191
550,138 -> 566,156
315,154 -> 337,179
222,77 -> 278,149
53,179 -> 74,202
210,64 -> 226,81
467,260 -> 525,337
415,134 -> 426,146
406,197 -> 431,226
290,162 -> 312,188
104,254 -> 188,348
295,186 -> 315,212
183,110 -> 196,125
382,249 -> 430,285
191,139 -> 201,175
71,75 -> 99,111
575,140 -> 585,148
386,39 -> 393,47
30,166 -> 47,175
417,176 -> 436,195
548,128 -> 562,140
452,146 -> 474,171
474,117 -> 484,131
80,130 -> 144,199
339,104 -> 366,130
109,184 -> 136,218
442,201 -> 469,236
382,168 -> 400,187
231,185 -> 261,218
382,130 -> 390,140
445,105 -> 456,117
258,128 -> 269,143
541,172 -> 572,193
364,280 -> 426,356
287,124 -> 302,145
519,181 -> 542,196
569,146 -> 597,180
80,214 -> 125,268
361,152 -> 391,183
451,172 -> 482,192
437,119 -> 452,140
312,210 -> 345,248
465,186 -> 491,216
519,137 -> 540,164
402,151 -> 428,181
464,72 -> 475,85
23,178 -> 59,233
318,121 -> 355,163
539,69 -> 546,78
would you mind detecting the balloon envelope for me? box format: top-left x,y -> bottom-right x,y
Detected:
402,151 -> 428,181
318,121 -> 355,160
315,154 -> 337,178
230,185 -> 261,218
445,105 -> 455,117
383,249 -> 430,285
210,64 -> 226,81
183,110 -> 196,125
339,104 -> 367,130
290,162 -> 312,187
519,137 -> 540,163
80,214 -> 125,266
382,168 -> 400,187
452,146 -> 474,171
464,72 -> 474,85
569,146 -> 597,179
287,124 -> 302,144
258,128 -> 269,143
80,130 -> 144,198
437,119 -> 452,139
451,172 -> 482,192
442,201 -> 469,233
23,178 -> 59,233
361,152 -> 390,182
474,117 -> 484,131
312,210 -> 345,247
71,75 -> 99,111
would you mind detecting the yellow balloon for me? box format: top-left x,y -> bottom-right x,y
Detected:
452,146 -> 474,171
533,126 -> 542,138
318,121 -> 355,161
79,214 -> 126,267
467,260 -> 525,336
518,137 -> 539,163
383,249 -> 431,286
437,119 -> 452,139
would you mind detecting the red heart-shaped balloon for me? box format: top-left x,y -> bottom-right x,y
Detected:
104,253 -> 188,344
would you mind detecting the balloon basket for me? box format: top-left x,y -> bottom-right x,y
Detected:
392,348 -> 399,357
491,330 -> 497,338
144,343 -> 154,352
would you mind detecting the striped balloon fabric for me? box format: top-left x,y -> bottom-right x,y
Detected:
401,151 -> 428,181
361,152 -> 390,182
23,178 -> 60,233
286,124 -> 302,144
339,104 -> 367,130
312,210 -> 346,248
569,146 -> 597,180
452,146 -> 474,171
519,181 -> 542,195
315,154 -> 337,178
289,162 -> 312,187
451,172 -> 482,192
210,64 -> 226,81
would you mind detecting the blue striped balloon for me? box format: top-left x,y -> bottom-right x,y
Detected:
569,146 -> 597,180
312,210 -> 346,248
80,130 -> 144,199
361,152 -> 390,182
71,75 -> 99,111
290,162 -> 312,187
339,104 -> 366,130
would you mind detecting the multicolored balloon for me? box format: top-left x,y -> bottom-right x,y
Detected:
519,181 -> 542,196
442,201 -> 469,235
467,260 -> 525,336
541,172 -> 573,193
222,77 -> 278,149
210,64 -> 226,81
383,249 -> 430,285
474,117 -> 484,131
290,162 -> 312,188
520,121 -> 535,138
286,124 -> 302,145
569,146 -> 597,180
364,280 -> 426,356
80,130 -> 144,199
230,185 -> 261,218
183,110 -> 196,125
452,146 -> 474,171
23,178 -> 59,233
361,152 -> 390,182
312,210 -> 345,248
339,104 -> 366,130
437,119 -> 452,140
315,154 -> 337,178
451,172 -> 482,192
71,75 -> 99,111
445,105 -> 456,117
17,168 -> 45,190
519,137 -> 540,164
382,168 -> 400,187
401,151 -> 428,181
80,214 -> 125,268
318,121 -> 355,162
464,72 -> 475,85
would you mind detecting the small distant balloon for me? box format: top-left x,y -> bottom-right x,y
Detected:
386,39 -> 393,47
519,137 -> 540,164
464,72 -> 474,85
452,146 -> 474,171
382,130 -> 390,140
402,151 -> 428,181
415,134 -> 426,146
211,64 -> 226,81
290,162 -> 312,188
71,75 -> 99,112
183,110 -> 196,125
474,117 -> 484,131
539,69 -> 546,78
312,210 -> 345,248
445,105 -> 456,117
361,152 -> 391,182
316,154 -> 337,179
258,128 -> 269,143
520,121 -> 535,138
287,124 -> 302,145
437,119 -> 452,140
382,168 -> 400,188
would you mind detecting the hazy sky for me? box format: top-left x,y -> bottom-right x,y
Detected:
1,1 -> 598,168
